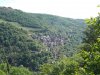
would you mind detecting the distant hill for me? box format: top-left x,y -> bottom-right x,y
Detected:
0,7 -> 86,70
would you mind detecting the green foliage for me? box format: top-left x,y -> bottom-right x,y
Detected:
0,7 -> 41,28
0,63 -> 9,73
0,7 -> 87,74
0,7 -> 86,57
0,63 -> 33,75
10,66 -> 33,75
40,57 -> 82,75
0,70 -> 6,75
40,63 -> 54,75
0,22 -> 50,71
81,15 -> 100,75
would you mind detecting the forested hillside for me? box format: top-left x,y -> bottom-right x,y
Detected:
39,14 -> 100,75
0,7 -> 87,75
0,7 -> 86,57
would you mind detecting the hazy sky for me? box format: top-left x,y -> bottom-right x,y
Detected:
0,0 -> 100,19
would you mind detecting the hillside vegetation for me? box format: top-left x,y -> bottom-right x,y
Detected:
0,7 -> 89,75
0,7 -> 86,57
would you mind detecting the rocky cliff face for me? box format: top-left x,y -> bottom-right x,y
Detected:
32,33 -> 67,59
32,34 -> 66,48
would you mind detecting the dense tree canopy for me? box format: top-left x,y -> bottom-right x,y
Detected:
0,7 -> 92,75
81,15 -> 100,75
0,7 -> 86,57
0,22 -> 50,71
38,12 -> 100,75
